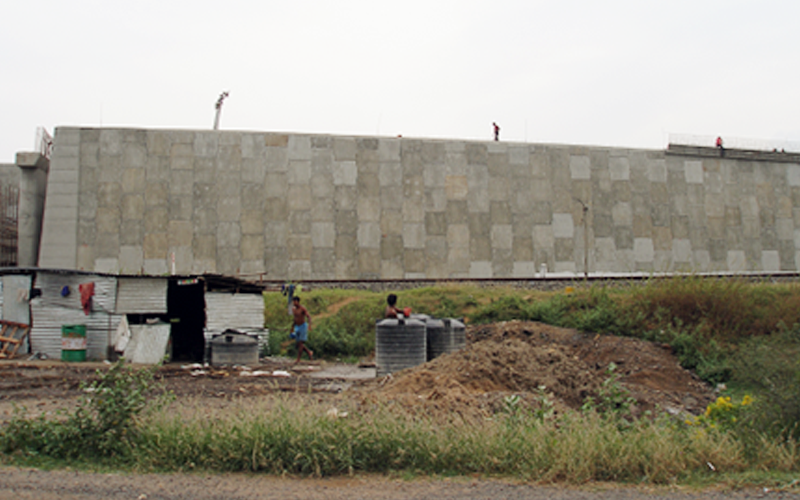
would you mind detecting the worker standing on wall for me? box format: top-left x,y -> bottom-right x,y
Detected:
493,122 -> 500,141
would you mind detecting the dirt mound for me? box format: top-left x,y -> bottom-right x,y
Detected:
372,321 -> 714,418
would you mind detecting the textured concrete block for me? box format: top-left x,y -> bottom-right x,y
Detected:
286,235 -> 312,261
121,194 -> 144,221
469,261 -> 492,278
609,157 -> 630,181
119,245 -> 144,273
334,233 -> 357,260
380,186 -> 403,210
403,223 -> 426,249
471,236 -> 492,261
569,155 -> 591,180
287,185 -> 312,211
762,250 -> 780,271
311,222 -> 335,248
358,248 -> 380,278
554,238 -> 574,262
381,234 -> 403,260
492,248 -> 513,277
333,161 -> 357,186
491,225 -> 513,250
425,212 -> 447,236
445,175 -> 468,200
552,213 -> 574,238
446,248 -> 470,276
425,188 -> 446,213
143,233 -> 167,260
288,135 -> 312,161
726,250 -> 746,271
264,147 -> 289,173
512,261 -> 536,277
404,248 -> 426,273
358,222 -> 380,249
685,160 -> 704,184
311,248 -> 336,278
335,259 -> 356,279
357,196 -> 380,222
166,221 -> 192,248
333,137 -> 356,161
403,197 -> 425,223
288,160 -> 311,185
611,202 -> 632,226
634,238 -> 654,262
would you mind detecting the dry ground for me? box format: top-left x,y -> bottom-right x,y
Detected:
0,321 -> 714,423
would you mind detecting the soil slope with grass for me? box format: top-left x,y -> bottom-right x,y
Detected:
365,321 -> 713,419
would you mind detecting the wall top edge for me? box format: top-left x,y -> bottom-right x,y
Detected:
51,126 -> 665,154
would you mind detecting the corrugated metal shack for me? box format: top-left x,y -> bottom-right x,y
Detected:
0,269 -> 267,363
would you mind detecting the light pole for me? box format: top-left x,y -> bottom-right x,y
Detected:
574,198 -> 590,280
213,91 -> 229,130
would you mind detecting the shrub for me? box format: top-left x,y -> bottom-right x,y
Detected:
733,326 -> 800,439
0,360 -> 170,459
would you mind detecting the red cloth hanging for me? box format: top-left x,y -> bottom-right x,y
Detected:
78,282 -> 94,315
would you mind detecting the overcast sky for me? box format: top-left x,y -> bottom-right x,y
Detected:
2,0 -> 799,162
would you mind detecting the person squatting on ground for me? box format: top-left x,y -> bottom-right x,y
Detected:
291,296 -> 313,363
385,293 -> 403,319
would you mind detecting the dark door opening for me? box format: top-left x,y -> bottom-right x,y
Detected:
167,279 -> 206,362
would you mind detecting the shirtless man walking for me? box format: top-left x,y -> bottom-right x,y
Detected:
291,296 -> 313,363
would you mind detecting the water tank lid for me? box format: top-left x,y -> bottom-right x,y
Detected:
376,318 -> 426,327
447,318 -> 465,328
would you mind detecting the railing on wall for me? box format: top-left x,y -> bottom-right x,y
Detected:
0,183 -> 18,267
35,127 -> 53,159
669,133 -> 800,153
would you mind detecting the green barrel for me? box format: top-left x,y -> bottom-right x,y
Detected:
61,325 -> 87,362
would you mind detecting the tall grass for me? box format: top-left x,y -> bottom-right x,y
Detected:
130,399 -> 798,481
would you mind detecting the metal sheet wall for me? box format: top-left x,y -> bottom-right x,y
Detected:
3,274 -> 31,324
115,278 -> 167,314
205,293 -> 265,331
34,273 -> 117,313
29,298 -> 122,360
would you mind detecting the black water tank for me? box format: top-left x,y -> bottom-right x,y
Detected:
376,318 -> 426,376
211,331 -> 259,366
425,318 -> 447,361
447,318 -> 466,352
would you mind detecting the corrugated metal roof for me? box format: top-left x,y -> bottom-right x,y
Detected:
205,292 -> 265,331
29,298 -> 122,360
115,277 -> 168,314
34,272 -> 117,313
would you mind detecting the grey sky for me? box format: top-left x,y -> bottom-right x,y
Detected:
2,0 -> 799,162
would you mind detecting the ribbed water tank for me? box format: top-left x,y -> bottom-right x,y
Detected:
425,318 -> 447,361
210,331 -> 259,366
376,318 -> 426,376
447,318 -> 466,352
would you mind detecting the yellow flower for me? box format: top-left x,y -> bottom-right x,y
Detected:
742,395 -> 753,406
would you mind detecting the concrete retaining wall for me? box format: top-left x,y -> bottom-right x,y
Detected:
37,127 -> 800,279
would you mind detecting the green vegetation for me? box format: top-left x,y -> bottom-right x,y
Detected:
3,277 -> 800,486
0,360 -> 171,461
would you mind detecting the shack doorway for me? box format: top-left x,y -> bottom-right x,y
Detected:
167,279 -> 205,362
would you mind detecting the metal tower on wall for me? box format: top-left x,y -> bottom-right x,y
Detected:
213,91 -> 229,130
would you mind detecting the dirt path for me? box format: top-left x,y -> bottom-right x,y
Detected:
1,467 -> 798,500
314,296 -> 361,321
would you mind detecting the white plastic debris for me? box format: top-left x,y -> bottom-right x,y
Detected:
182,363 -> 203,370
271,370 -> 291,378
